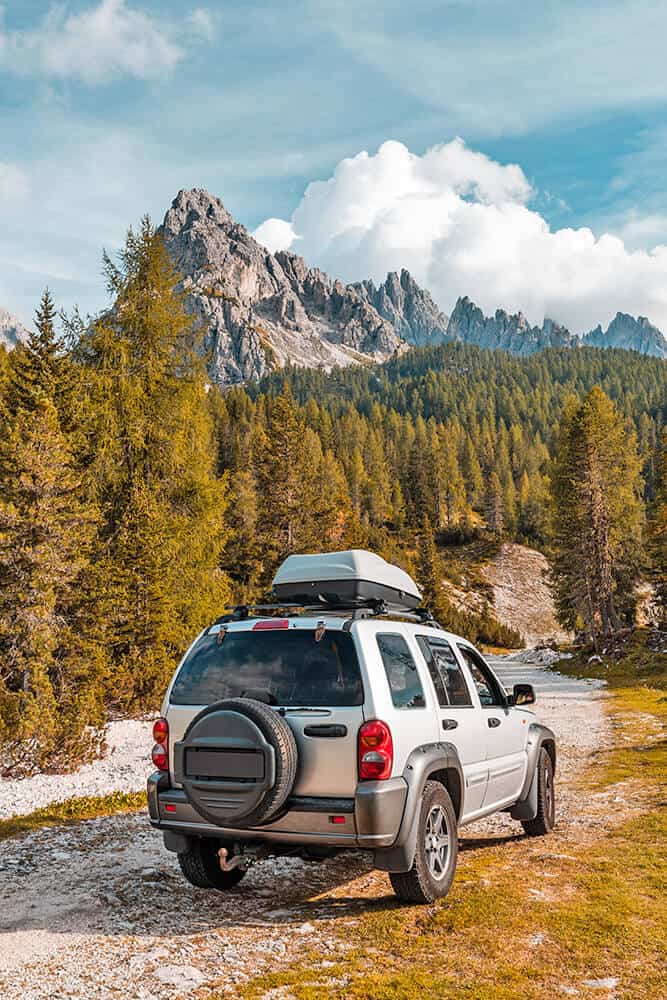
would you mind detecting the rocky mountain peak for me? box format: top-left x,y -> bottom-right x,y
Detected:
0,307 -> 29,350
354,268 -> 449,347
160,188 -> 403,386
584,311 -> 667,358
449,297 -> 578,354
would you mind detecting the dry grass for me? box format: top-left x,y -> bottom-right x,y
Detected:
0,790 -> 147,841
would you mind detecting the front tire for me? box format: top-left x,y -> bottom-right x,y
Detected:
177,839 -> 246,891
389,781 -> 458,904
521,747 -> 556,837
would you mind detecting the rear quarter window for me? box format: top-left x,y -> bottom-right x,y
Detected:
170,628 -> 363,707
377,633 -> 425,709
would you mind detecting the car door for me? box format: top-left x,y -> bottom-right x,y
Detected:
415,635 -> 489,819
456,643 -> 527,809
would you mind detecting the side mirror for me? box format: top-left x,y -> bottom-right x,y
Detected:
513,683 -> 536,706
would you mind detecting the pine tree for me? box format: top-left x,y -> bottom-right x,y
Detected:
81,219 -> 230,706
0,400 -> 103,775
649,430 -> 667,621
485,472 -> 505,537
549,387 -> 644,641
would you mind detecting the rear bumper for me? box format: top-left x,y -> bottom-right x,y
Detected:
147,771 -> 407,850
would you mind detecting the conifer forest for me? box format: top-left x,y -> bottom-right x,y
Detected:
0,220 -> 665,775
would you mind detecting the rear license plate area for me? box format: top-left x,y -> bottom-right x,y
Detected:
185,748 -> 265,781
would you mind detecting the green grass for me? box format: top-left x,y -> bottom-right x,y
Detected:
0,789 -> 147,841
553,627 -> 667,691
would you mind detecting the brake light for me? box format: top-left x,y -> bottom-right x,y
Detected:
153,718 -> 168,744
252,619 -> 290,630
151,717 -> 169,772
358,720 -> 393,780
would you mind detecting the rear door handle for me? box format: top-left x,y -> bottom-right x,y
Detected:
442,719 -> 458,731
488,717 -> 501,728
303,724 -> 348,738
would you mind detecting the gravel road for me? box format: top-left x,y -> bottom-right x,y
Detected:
0,655 -> 610,1000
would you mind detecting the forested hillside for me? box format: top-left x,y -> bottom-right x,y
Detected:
0,221 -> 665,775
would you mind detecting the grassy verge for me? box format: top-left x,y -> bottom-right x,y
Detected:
220,630 -> 666,1000
0,789 -> 147,841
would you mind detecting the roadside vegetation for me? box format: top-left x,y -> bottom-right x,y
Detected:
0,790 -> 146,842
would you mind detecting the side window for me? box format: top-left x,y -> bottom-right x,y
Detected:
417,637 -> 472,707
377,634 -> 426,709
457,645 -> 504,707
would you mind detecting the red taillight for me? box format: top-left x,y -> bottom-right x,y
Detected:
152,717 -> 168,744
152,717 -> 169,771
358,720 -> 393,781
151,744 -> 168,771
252,619 -> 290,630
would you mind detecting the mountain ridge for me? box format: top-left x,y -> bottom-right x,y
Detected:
158,188 -> 666,384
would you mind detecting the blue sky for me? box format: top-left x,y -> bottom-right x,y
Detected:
2,0 -> 667,332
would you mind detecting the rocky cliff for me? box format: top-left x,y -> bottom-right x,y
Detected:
353,269 -> 449,346
0,307 -> 28,350
583,312 -> 667,358
447,296 -> 667,358
160,189 -> 403,386
447,296 -> 579,354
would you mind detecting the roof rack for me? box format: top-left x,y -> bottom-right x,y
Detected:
212,600 -> 442,629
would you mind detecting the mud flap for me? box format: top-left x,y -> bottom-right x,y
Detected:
509,763 -> 539,821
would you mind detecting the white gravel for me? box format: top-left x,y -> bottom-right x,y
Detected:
0,720 -> 153,820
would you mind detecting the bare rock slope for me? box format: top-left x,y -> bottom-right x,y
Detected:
160,189 -> 404,386
482,542 -> 571,647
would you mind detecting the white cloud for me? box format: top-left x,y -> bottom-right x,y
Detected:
254,138 -> 667,334
186,8 -> 217,41
0,1 -> 201,84
0,162 -> 28,200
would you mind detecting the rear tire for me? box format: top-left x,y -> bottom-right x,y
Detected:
521,747 -> 555,837
177,839 -> 246,891
389,781 -> 458,905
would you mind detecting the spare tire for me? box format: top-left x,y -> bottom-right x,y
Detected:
173,698 -> 298,828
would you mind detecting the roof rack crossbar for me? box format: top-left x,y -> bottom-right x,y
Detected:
212,600 -> 443,628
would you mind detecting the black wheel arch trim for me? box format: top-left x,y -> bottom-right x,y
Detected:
372,741 -> 464,873
509,723 -> 556,822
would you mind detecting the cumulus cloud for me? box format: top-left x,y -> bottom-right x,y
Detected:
0,0 -> 210,84
254,138 -> 667,334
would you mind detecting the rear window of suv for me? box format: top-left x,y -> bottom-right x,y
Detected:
169,628 -> 364,707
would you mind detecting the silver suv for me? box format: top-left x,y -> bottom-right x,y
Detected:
147,551 -> 556,904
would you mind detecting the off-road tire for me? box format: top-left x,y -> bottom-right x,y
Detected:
177,839 -> 246,891
521,747 -> 555,837
389,780 -> 458,905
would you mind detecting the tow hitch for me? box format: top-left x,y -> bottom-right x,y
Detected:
218,845 -> 271,872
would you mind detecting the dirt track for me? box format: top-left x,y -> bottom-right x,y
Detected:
0,660 -> 612,1000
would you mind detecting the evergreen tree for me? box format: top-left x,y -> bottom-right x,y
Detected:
549,387 -> 644,641
649,430 -> 667,621
485,472 -> 505,537
0,400 -> 103,775
82,219 -> 230,707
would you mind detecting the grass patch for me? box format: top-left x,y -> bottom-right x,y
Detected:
0,789 -> 146,841
553,628 -> 667,691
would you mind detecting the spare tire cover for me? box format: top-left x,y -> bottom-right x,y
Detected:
174,698 -> 298,827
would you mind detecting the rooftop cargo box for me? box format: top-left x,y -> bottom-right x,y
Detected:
272,549 -> 421,610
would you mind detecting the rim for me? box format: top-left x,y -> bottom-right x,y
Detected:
424,804 -> 450,880
544,762 -> 555,822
